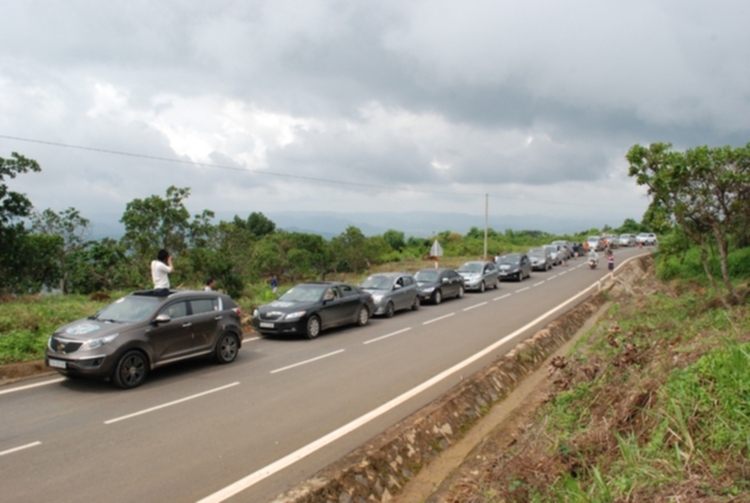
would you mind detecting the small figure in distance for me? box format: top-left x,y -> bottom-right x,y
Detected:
204,277 -> 216,292
270,274 -> 278,295
607,249 -> 615,271
151,249 -> 173,296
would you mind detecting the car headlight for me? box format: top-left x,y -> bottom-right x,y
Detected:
284,311 -> 306,321
420,286 -> 435,293
252,309 -> 259,318
371,294 -> 384,303
80,333 -> 119,351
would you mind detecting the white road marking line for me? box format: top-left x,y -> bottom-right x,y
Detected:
493,293 -> 511,301
558,270 -> 568,275
270,350 -> 345,374
0,441 -> 41,457
363,328 -> 411,345
462,302 -> 487,312
422,313 -> 455,325
104,382 -> 240,425
0,378 -> 65,396
533,281 -> 545,287
548,275 -> 557,280
515,287 -> 530,293
196,278 -> 605,503
243,336 -> 261,343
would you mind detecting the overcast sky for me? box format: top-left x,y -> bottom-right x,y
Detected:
1,0 -> 749,234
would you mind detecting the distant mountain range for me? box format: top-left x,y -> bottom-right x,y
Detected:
87,210 -> 608,241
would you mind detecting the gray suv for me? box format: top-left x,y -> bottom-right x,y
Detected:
45,290 -> 243,389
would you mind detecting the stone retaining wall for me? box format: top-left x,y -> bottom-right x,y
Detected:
271,255 -> 652,503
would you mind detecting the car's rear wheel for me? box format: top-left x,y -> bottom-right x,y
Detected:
517,272 -> 523,282
113,350 -> 148,389
215,332 -> 239,364
494,278 -> 499,289
433,289 -> 442,305
411,296 -> 420,310
356,306 -> 369,326
457,285 -> 464,299
306,315 -> 321,339
385,301 -> 395,318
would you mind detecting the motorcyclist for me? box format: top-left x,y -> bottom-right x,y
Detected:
588,250 -> 599,268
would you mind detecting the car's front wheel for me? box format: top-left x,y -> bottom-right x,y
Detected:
433,289 -> 443,305
215,332 -> 239,364
113,350 -> 148,389
306,315 -> 321,339
385,301 -> 395,318
479,281 -> 486,293
356,306 -> 369,326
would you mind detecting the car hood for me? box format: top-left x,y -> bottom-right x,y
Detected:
53,318 -> 127,341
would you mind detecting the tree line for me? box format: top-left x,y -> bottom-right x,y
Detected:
2,151 -> 654,299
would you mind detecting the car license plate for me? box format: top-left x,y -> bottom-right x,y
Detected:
48,358 -> 66,369
259,322 -> 275,328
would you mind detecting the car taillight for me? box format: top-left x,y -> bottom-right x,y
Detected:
233,307 -> 242,316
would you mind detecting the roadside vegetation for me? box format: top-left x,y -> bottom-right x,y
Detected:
442,141 -> 750,502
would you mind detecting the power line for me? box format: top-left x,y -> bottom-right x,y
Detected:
0,133 -> 638,209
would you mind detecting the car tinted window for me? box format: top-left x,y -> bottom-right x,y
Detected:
340,285 -> 357,297
191,298 -> 217,315
92,296 -> 160,323
415,270 -> 438,282
403,276 -> 414,286
161,301 -> 188,319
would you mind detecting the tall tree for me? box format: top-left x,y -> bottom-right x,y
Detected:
31,207 -> 90,293
0,152 -> 41,291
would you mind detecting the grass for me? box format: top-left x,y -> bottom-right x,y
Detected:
445,270 -> 750,502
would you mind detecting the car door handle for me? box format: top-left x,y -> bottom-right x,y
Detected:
182,322 -> 193,328
214,315 -> 223,320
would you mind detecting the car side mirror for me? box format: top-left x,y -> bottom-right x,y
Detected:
393,284 -> 401,290
153,313 -> 171,325
442,277 -> 449,283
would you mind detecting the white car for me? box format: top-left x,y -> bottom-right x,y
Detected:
585,236 -> 604,252
636,233 -> 658,245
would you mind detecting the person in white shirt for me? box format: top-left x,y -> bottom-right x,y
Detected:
151,249 -> 173,295
204,278 -> 215,291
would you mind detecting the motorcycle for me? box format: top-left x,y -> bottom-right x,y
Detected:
588,255 -> 599,269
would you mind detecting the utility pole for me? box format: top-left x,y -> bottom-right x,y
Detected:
484,193 -> 488,259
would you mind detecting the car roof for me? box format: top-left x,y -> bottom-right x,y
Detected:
417,267 -> 453,273
367,272 -> 410,278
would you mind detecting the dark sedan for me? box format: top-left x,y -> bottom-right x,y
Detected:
45,290 -> 243,389
252,282 -> 374,339
496,253 -> 532,281
415,268 -> 464,304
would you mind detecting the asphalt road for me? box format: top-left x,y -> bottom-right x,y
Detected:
0,248 -> 648,503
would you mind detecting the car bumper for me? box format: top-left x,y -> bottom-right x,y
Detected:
498,270 -> 518,278
45,353 -> 116,379
252,318 -> 307,335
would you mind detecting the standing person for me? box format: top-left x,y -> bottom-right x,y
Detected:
151,249 -> 173,295
270,274 -> 278,294
607,250 -> 615,271
562,245 -> 570,266
204,277 -> 216,291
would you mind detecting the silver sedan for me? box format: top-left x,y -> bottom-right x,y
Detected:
457,260 -> 500,292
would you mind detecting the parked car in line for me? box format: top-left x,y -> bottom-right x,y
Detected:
528,247 -> 553,271
46,289 -> 243,389
585,236 -> 605,252
252,282 -> 374,340
619,233 -> 637,247
544,245 -> 563,265
359,272 -> 419,318
602,234 -> 619,249
457,260 -> 500,292
637,232 -> 658,245
550,240 -> 572,259
496,253 -> 532,281
415,268 -> 464,304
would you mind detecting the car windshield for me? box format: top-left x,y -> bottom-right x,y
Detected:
498,254 -> 520,265
587,237 -> 599,242
620,234 -> 631,238
458,263 -> 483,273
415,270 -> 439,282
278,284 -> 327,302
360,275 -> 392,290
529,249 -> 545,257
91,296 -> 160,323
637,233 -> 649,237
